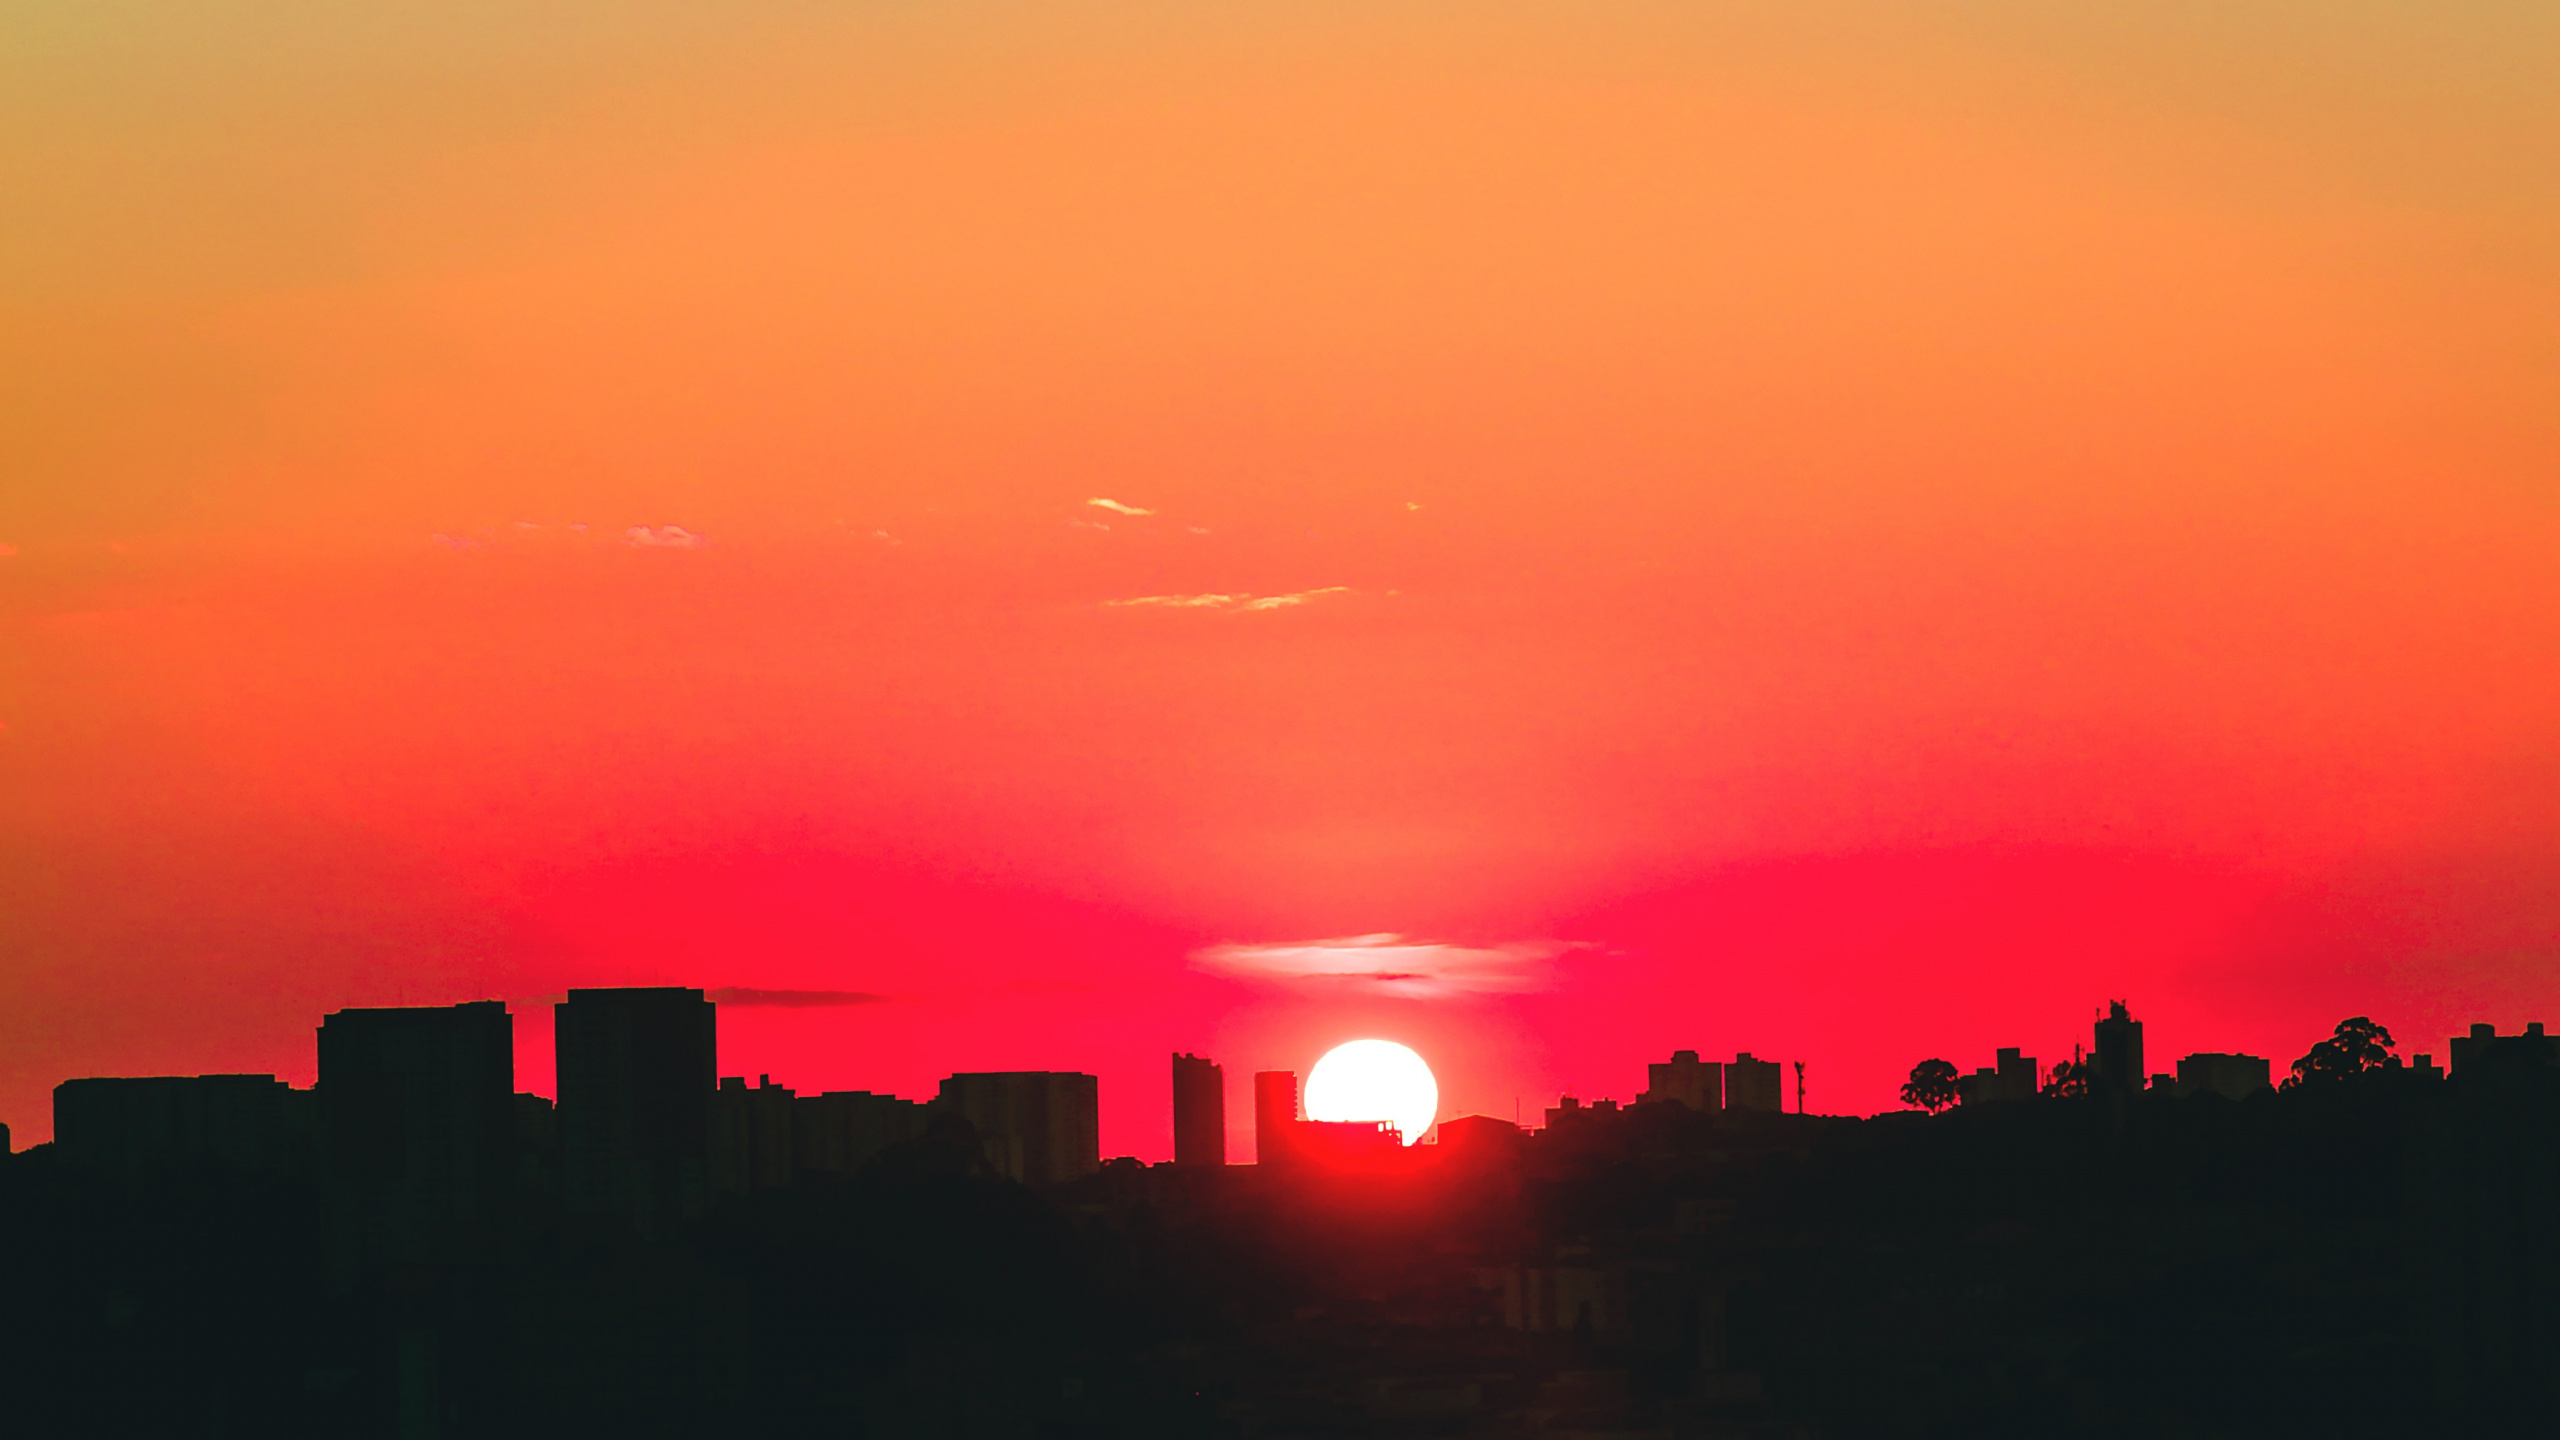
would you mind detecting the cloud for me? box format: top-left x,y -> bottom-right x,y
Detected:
1107,592 -> 1246,609
1085,497 -> 1154,516
1106,586 -> 1351,612
1237,586 -> 1351,611
1193,933 -> 1577,999
429,533 -> 480,550
625,525 -> 705,548
706,987 -> 890,1008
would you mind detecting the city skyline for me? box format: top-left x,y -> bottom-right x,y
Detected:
25,977 -> 2541,1164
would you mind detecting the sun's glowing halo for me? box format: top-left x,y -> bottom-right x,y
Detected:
1304,1039 -> 1439,1146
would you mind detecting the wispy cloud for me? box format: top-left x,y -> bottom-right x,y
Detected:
1106,586 -> 1351,612
706,987 -> 889,1008
1108,592 -> 1245,609
626,525 -> 705,548
1193,933 -> 1576,999
1085,497 -> 1155,516
1237,587 -> 1350,611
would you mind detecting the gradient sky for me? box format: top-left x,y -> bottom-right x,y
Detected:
4,1 -> 2557,1152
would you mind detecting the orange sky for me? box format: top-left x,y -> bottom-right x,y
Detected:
4,1 -> 2557,1150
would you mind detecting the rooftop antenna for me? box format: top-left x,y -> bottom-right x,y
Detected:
1793,1060 -> 1806,1115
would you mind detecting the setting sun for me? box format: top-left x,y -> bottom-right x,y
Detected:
1304,1040 -> 1439,1146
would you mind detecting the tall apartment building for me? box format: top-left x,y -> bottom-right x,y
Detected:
317,1000 -> 517,1271
1639,1050 -> 1723,1112
2093,1002 -> 2145,1097
1171,1052 -> 1226,1167
1254,1070 -> 1300,1168
936,1071 -> 1100,1188
556,987 -> 716,1232
1725,1053 -> 1784,1113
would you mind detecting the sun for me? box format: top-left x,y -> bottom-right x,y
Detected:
1304,1039 -> 1439,1146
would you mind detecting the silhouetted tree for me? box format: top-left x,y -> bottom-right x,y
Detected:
1901,1059 -> 1960,1113
2282,1016 -> 2395,1089
2042,1058 -> 2088,1099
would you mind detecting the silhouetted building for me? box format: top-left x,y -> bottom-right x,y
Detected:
514,1091 -> 557,1192
2174,1052 -> 2272,1100
712,1074 -> 796,1196
1436,1113 -> 1523,1159
936,1071 -> 1099,1188
52,1073 -> 317,1174
2093,1001 -> 2144,1096
1540,1096 -> 1633,1159
1639,1050 -> 1722,1112
1957,1048 -> 2038,1105
556,987 -> 716,1232
318,1001 -> 517,1271
1255,1070 -> 1300,1168
1726,1053 -> 1783,1113
2450,1021 -> 2560,1075
1544,1095 -> 1622,1130
1171,1052 -> 1226,1167
793,1089 -> 927,1176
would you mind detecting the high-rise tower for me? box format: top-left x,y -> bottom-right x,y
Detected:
1253,1070 -> 1300,1168
1171,1052 -> 1226,1167
555,987 -> 716,1233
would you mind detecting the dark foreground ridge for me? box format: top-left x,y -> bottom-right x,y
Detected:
7,1005 -> 2560,1436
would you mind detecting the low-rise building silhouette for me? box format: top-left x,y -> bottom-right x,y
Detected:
2449,1021 -> 2560,1075
1957,1048 -> 2038,1105
793,1089 -> 927,1176
318,1000 -> 516,1271
1295,1118 -> 1402,1167
1726,1053 -> 1783,1113
1544,1094 -> 1622,1130
1435,1113 -> 1523,1157
1171,1052 -> 1226,1167
556,987 -> 716,1233
52,1072 -> 317,1174
1639,1050 -> 1722,1112
712,1074 -> 796,1196
936,1071 -> 1100,1187
2173,1052 -> 2272,1100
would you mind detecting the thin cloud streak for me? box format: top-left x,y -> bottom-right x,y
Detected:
1107,586 -> 1351,612
1193,933 -> 1578,999
1085,497 -> 1155,516
706,987 -> 890,1008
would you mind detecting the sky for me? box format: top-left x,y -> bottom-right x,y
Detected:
3,1 -> 2556,1153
